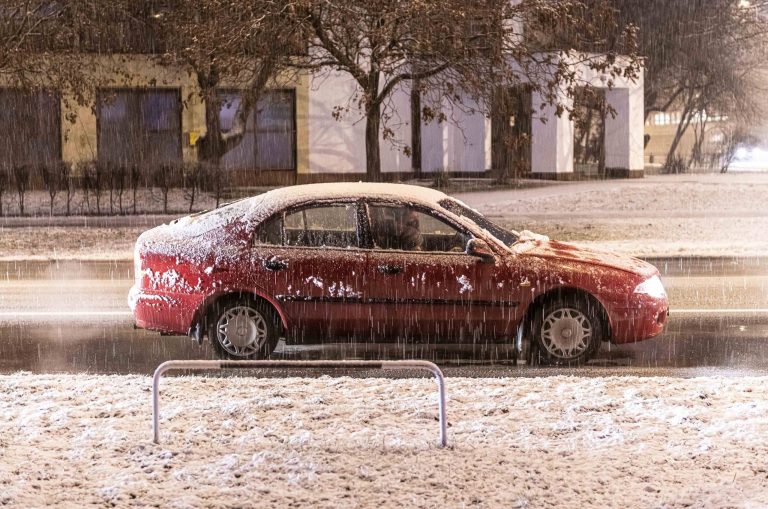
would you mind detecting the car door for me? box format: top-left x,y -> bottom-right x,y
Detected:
249,201 -> 369,340
362,202 -> 516,344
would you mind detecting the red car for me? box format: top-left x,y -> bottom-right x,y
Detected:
129,183 -> 668,365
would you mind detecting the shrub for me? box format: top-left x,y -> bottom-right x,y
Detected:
0,167 -> 8,216
182,163 -> 203,213
12,164 -> 31,216
39,162 -> 69,216
152,163 -> 181,214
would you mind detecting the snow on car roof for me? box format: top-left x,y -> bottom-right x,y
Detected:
137,183 -> 453,263
243,182 -> 450,221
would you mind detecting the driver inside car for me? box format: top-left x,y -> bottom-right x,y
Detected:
394,208 -> 423,251
370,206 -> 423,251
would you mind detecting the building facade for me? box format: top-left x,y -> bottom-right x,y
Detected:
0,53 -> 645,185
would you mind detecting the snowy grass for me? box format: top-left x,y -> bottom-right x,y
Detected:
2,373 -> 768,508
2,173 -> 768,259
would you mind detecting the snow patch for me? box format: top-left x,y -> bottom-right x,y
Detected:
305,276 -> 324,289
456,275 -> 473,294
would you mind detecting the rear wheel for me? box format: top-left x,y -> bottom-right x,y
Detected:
207,297 -> 279,359
532,295 -> 603,366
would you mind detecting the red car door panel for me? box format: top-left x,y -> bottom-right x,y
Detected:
362,204 -> 518,343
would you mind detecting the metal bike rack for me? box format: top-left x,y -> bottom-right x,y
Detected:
152,359 -> 447,447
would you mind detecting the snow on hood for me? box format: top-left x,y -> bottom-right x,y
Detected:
521,239 -> 658,276
516,230 -> 550,242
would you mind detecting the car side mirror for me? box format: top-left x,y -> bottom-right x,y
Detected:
467,238 -> 495,263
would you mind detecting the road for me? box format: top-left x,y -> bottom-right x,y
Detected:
1,258 -> 767,376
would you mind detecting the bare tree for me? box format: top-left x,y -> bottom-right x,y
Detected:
109,164 -> 128,215
182,163 -> 202,213
80,161 -> 104,215
12,164 -> 30,215
129,164 -> 141,215
0,2 -> 130,109
612,0 -> 768,168
289,0 -> 638,180
201,162 -> 226,209
58,161 -> 73,216
39,162 -> 63,215
152,164 -> 178,215
153,1 -> 300,171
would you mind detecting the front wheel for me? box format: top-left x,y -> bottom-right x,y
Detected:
207,297 -> 279,359
532,296 -> 604,366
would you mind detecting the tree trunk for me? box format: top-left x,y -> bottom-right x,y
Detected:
410,81 -> 422,178
691,114 -> 709,167
198,89 -> 224,167
664,90 -> 695,171
366,105 -> 382,182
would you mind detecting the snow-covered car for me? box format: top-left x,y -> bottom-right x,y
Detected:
129,183 -> 668,364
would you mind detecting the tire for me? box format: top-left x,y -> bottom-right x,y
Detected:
207,296 -> 279,360
531,294 -> 604,366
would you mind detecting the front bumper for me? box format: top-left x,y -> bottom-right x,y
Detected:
608,294 -> 669,344
129,284 -> 205,335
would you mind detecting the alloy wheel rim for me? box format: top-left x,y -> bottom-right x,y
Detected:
540,307 -> 592,359
216,306 -> 268,357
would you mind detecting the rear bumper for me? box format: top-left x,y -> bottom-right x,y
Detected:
608,295 -> 669,344
129,284 -> 205,335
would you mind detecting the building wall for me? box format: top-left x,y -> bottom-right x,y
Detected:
528,54 -> 645,177
420,95 -> 490,174
306,70 -> 413,176
0,55 -> 308,178
1,52 -> 645,182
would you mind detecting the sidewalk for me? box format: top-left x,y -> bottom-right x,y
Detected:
1,172 -> 766,260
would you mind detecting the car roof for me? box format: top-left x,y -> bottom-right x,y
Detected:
236,182 -> 452,224
257,182 -> 449,210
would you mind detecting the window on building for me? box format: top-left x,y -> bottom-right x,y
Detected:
97,89 -> 181,166
0,89 -> 60,169
218,90 -> 296,172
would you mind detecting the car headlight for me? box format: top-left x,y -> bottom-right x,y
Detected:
634,275 -> 666,298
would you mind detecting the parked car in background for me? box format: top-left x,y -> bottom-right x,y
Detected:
129,183 -> 668,365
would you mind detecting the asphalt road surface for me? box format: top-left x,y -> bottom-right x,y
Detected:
1,258 -> 767,376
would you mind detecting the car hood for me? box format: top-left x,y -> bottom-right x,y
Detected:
517,239 -> 658,277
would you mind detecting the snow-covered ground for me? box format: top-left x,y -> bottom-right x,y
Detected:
456,172 -> 768,258
2,373 -> 768,508
1,172 -> 767,260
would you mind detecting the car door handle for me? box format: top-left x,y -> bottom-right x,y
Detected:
378,264 -> 403,275
263,257 -> 288,271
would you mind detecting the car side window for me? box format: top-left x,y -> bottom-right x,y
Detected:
283,204 -> 359,248
255,215 -> 282,245
367,204 -> 469,252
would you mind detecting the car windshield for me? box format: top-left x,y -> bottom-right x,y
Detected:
439,198 -> 519,246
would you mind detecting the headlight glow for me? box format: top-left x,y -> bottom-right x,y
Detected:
634,275 -> 666,298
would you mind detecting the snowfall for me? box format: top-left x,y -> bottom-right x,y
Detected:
2,373 -> 768,508
3,172 -> 768,507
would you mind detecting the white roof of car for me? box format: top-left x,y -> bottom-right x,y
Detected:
145,183 -> 452,244
254,182 -> 449,211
